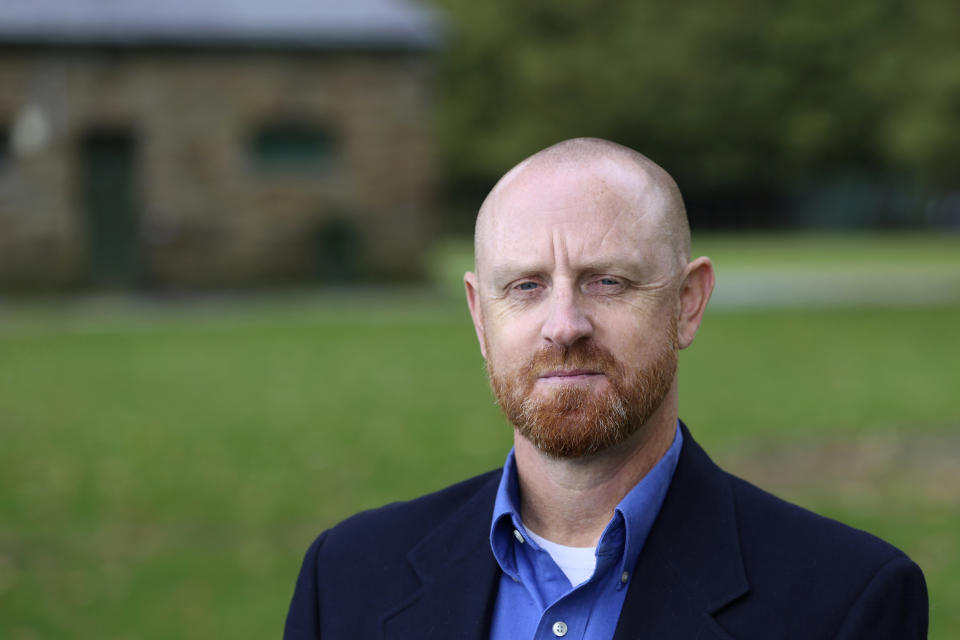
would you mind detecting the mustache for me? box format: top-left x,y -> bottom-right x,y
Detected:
523,341 -> 622,378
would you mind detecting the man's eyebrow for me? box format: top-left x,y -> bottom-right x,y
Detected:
579,259 -> 646,274
489,263 -> 547,285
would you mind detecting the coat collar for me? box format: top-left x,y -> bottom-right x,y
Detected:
613,422 -> 749,639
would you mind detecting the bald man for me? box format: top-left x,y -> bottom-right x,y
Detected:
285,139 -> 927,640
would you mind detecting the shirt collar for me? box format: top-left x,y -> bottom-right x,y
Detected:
489,422 -> 684,582
490,447 -> 526,577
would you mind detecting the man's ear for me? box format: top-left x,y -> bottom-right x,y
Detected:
464,271 -> 488,359
676,256 -> 715,350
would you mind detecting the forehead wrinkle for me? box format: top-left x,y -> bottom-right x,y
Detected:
595,172 -> 687,277
563,178 -> 662,274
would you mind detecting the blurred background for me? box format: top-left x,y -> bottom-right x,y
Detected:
0,0 -> 958,637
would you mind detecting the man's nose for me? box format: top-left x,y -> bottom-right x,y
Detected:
541,288 -> 593,347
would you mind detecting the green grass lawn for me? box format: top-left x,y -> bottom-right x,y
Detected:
1,233 -> 958,638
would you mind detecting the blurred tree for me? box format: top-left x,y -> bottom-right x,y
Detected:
433,0 -> 960,229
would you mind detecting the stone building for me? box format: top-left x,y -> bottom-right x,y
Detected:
0,0 -> 441,290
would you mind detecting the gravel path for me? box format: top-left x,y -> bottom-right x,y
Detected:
711,266 -> 960,308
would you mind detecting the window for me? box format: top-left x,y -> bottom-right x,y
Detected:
249,123 -> 336,172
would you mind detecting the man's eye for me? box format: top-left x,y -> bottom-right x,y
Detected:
587,277 -> 626,293
516,282 -> 539,291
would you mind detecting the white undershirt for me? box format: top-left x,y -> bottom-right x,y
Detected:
526,529 -> 598,587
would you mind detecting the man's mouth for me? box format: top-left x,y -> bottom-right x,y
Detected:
538,368 -> 604,380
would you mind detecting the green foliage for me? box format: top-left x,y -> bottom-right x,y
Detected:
433,0 -> 960,221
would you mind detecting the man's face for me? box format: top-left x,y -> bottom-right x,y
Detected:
467,160 -> 683,458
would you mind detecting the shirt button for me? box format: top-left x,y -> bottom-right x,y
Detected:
552,621 -> 568,637
621,570 -> 630,584
513,529 -> 525,544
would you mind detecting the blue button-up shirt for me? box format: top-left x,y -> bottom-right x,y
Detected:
488,423 -> 683,640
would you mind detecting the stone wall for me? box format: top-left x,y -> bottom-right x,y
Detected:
0,48 -> 436,289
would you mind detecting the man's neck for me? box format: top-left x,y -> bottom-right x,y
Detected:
513,399 -> 678,548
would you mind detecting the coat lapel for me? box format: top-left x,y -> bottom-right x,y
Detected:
613,425 -> 749,640
381,472 -> 502,640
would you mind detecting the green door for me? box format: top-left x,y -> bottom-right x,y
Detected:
80,131 -> 140,286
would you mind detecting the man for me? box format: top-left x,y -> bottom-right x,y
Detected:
285,138 -> 928,639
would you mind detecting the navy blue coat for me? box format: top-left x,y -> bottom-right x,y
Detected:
285,424 -> 927,639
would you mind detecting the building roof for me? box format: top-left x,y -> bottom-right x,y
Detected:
0,0 -> 442,50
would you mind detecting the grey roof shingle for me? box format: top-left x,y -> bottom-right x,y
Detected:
0,0 -> 442,49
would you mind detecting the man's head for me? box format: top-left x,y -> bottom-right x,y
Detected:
464,138 -> 714,459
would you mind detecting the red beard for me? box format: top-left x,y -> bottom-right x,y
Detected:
488,322 -> 677,458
